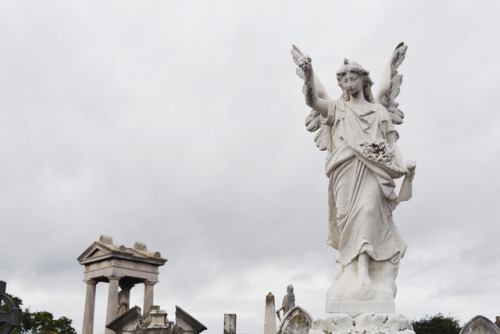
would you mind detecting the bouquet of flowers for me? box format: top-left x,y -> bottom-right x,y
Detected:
358,139 -> 395,165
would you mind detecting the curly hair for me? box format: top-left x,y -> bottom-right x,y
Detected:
336,60 -> 375,103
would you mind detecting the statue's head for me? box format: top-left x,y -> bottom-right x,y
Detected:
336,59 -> 374,102
287,284 -> 294,294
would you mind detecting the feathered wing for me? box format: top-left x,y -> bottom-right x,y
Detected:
376,43 -> 416,204
291,45 -> 332,151
376,42 -> 408,125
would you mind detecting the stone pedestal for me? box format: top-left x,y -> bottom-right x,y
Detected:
326,260 -> 398,314
311,313 -> 415,334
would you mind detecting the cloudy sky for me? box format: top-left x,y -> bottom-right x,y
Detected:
1,0 -> 500,333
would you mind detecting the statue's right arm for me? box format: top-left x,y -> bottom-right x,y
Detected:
300,58 -> 330,117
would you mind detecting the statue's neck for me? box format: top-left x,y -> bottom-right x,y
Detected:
349,92 -> 370,105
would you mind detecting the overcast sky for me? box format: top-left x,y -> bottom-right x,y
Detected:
1,1 -> 500,333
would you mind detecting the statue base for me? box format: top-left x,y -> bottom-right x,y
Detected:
310,313 -> 415,334
326,259 -> 398,313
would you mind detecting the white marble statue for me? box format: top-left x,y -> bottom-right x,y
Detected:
291,43 -> 416,313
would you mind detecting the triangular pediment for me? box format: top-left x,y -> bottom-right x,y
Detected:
77,242 -> 115,264
88,248 -> 107,258
106,306 -> 142,332
175,306 -> 207,333
77,237 -> 168,266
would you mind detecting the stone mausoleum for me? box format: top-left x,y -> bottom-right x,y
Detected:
78,236 -> 206,334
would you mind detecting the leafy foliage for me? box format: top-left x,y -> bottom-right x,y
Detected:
412,313 -> 461,334
2,293 -> 76,334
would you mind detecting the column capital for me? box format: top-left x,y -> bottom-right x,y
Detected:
84,279 -> 97,285
144,280 -> 158,286
107,275 -> 122,281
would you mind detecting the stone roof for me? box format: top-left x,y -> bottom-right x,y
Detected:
175,306 -> 207,333
77,235 -> 167,267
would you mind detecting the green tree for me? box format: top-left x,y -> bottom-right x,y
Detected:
412,313 -> 461,334
2,294 -> 76,334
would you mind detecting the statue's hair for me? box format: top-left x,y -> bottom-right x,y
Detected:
336,60 -> 375,103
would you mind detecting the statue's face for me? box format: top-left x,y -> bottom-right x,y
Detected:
342,72 -> 363,97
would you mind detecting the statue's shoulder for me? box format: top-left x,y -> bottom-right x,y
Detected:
371,101 -> 386,110
372,102 -> 392,117
333,99 -> 346,111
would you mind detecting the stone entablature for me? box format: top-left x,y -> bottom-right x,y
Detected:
82,258 -> 161,284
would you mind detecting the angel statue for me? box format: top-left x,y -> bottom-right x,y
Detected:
291,43 -> 416,313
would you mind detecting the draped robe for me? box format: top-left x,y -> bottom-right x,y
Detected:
322,99 -> 407,266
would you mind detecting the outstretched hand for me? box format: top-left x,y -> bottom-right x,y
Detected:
298,55 -> 311,70
298,56 -> 312,79
291,45 -> 313,80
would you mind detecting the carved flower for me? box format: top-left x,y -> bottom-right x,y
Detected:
358,139 -> 395,164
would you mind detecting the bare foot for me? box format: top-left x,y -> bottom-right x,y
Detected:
358,253 -> 372,286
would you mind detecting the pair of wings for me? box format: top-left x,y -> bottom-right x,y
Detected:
291,43 -> 408,150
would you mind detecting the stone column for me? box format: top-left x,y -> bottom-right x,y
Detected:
264,292 -> 276,334
82,279 -> 97,334
105,276 -> 121,334
143,281 -> 156,314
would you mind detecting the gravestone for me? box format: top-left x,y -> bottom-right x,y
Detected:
460,315 -> 500,334
277,306 -> 313,334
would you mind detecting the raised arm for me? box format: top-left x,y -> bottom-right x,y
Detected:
291,45 -> 330,117
299,57 -> 330,117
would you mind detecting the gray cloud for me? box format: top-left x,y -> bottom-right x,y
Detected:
1,1 -> 500,333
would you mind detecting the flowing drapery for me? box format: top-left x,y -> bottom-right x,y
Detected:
322,100 -> 406,265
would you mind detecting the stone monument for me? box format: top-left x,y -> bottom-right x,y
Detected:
290,43 -> 416,332
79,236 -> 207,334
264,293 -> 277,334
78,235 -> 167,334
